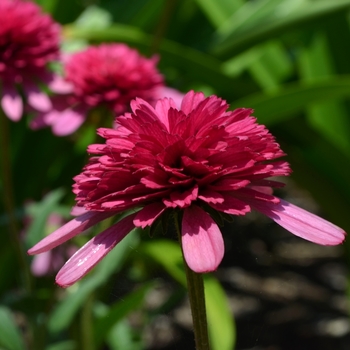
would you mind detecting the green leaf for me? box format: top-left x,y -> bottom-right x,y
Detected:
204,275 -> 236,350
0,307 -> 25,350
75,5 -> 112,30
194,0 -> 243,27
141,240 -> 186,285
212,0 -> 350,59
298,31 -> 350,154
94,282 -> 154,346
48,228 -> 139,333
106,320 -> 143,350
45,341 -> 76,350
24,188 -> 66,248
248,41 -> 292,90
230,76 -> 350,126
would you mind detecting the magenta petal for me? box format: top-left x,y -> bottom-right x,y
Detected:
133,202 -> 166,228
47,75 -> 73,94
51,108 -> 86,136
56,213 -> 136,287
252,198 -> 346,245
26,86 -> 52,112
182,205 -> 224,273
158,87 -> 184,109
28,211 -> 114,254
31,252 -> 52,276
1,86 -> 23,121
180,90 -> 205,115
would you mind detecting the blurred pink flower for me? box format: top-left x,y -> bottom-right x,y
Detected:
28,91 -> 346,287
30,43 -> 182,136
0,0 -> 61,121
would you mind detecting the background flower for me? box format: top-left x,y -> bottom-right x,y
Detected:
30,43 -> 182,136
28,91 -> 345,287
0,0 -> 61,121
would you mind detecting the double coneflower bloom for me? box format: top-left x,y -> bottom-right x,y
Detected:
28,91 -> 346,287
0,0 -> 61,121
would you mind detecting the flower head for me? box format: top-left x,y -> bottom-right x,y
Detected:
30,43 -> 174,136
28,91 -> 346,287
65,44 -> 164,113
0,0 -> 61,121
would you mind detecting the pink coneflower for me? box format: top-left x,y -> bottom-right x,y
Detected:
28,91 -> 346,287
0,0 -> 61,121
30,43 -> 181,136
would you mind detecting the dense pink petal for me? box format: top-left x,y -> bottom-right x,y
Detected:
207,193 -> 251,215
158,87 -> 184,109
1,86 -> 23,121
56,213 -> 136,287
133,202 -> 166,228
251,198 -> 346,245
28,211 -> 114,254
182,205 -> 224,273
180,90 -> 205,115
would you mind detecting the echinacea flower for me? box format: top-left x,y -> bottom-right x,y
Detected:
30,43 -> 182,136
0,0 -> 61,121
28,91 -> 346,287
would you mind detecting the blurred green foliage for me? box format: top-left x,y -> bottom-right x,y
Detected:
1,0 -> 350,349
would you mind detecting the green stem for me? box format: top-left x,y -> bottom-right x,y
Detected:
174,213 -> 210,350
0,107 -> 32,292
81,293 -> 95,350
151,0 -> 178,54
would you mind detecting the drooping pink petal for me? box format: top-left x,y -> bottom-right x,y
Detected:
1,86 -> 23,121
51,108 -> 86,136
56,213 -> 136,287
31,251 -> 52,276
251,198 -> 346,245
47,75 -> 73,94
133,202 -> 166,228
28,211 -> 114,254
26,84 -> 52,111
182,205 -> 224,273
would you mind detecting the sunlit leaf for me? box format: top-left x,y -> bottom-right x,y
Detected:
142,240 -> 186,285
213,0 -> 350,58
204,274 -> 236,350
231,76 -> 350,126
75,5 -> 112,30
194,0 -> 243,27
298,31 -> 350,154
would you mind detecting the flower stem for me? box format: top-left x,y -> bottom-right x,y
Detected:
174,213 -> 210,350
0,107 -> 32,291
